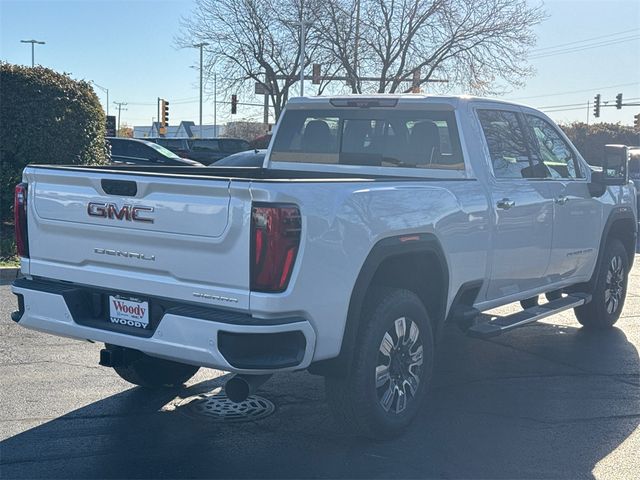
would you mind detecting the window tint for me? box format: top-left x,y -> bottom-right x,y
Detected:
270,109 -> 464,169
191,140 -> 220,152
108,139 -> 126,156
158,139 -> 188,150
477,110 -> 532,178
128,142 -> 152,160
147,142 -> 180,159
525,115 -> 582,179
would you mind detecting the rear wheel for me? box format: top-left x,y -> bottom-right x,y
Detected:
325,288 -> 434,438
110,346 -> 199,388
574,239 -> 629,330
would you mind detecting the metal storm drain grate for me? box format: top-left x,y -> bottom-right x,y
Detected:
178,393 -> 275,422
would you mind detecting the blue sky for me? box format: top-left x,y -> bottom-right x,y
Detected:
1,0 -> 639,127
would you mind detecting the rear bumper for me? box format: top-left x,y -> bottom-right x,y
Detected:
11,278 -> 316,374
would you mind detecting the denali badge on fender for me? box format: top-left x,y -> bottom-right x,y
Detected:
87,202 -> 154,223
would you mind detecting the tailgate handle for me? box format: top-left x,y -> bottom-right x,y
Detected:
101,179 -> 137,197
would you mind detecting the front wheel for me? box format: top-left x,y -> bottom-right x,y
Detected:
325,288 -> 434,438
574,239 -> 629,329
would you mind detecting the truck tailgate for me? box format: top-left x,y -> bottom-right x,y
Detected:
23,167 -> 251,309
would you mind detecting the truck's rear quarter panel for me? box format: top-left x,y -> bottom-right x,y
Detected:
249,179 -> 490,360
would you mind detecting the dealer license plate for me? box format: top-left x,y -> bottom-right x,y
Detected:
109,295 -> 150,329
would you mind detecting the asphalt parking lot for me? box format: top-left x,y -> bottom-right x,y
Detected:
1,259 -> 638,479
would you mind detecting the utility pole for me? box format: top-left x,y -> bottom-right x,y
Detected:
586,100 -> 590,125
113,101 -> 127,134
90,81 -> 109,116
192,42 -> 209,138
20,39 -> 45,67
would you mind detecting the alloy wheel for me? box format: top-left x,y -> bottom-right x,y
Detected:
375,316 -> 424,414
604,255 -> 625,315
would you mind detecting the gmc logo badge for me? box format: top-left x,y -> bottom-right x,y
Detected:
87,202 -> 154,223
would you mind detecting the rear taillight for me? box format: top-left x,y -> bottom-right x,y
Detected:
14,182 -> 29,258
251,203 -> 301,293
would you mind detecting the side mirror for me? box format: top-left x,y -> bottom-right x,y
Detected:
589,145 -> 629,197
601,144 -> 629,185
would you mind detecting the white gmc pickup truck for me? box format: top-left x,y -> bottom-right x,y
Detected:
11,96 -> 637,437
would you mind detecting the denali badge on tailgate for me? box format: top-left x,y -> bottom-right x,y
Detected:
88,202 -> 154,223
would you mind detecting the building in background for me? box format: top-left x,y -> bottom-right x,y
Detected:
133,121 -> 223,139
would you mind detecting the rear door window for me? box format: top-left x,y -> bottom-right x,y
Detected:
270,109 -> 464,169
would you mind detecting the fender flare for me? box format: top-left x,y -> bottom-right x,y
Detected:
309,233 -> 449,376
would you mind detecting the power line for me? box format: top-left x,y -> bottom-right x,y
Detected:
529,35 -> 640,59
507,82 -> 640,101
529,28 -> 639,53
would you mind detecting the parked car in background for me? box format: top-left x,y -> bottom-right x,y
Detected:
187,138 -> 250,165
213,149 -> 266,167
107,138 -> 203,166
150,138 -> 192,158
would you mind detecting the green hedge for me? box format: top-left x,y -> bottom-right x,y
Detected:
0,63 -> 109,230
560,122 -> 640,166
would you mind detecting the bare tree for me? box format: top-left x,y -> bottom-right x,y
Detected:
316,0 -> 546,94
223,120 -> 270,141
179,0 -> 333,120
180,0 -> 545,122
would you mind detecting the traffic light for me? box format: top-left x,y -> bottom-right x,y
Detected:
161,99 -> 169,126
593,94 -> 601,118
231,94 -> 238,115
635,113 -> 640,132
312,63 -> 321,85
616,93 -> 623,109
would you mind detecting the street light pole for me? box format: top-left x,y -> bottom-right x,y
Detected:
20,39 -> 45,67
285,19 -> 312,96
90,81 -> 109,117
192,42 -> 209,138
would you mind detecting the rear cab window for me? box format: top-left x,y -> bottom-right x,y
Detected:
269,106 -> 465,173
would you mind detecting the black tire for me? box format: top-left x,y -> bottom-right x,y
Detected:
520,296 -> 539,309
575,239 -> 629,330
111,347 -> 199,388
325,288 -> 434,438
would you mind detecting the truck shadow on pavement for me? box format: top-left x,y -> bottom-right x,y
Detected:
1,322 -> 638,479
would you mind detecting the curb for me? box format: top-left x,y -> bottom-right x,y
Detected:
0,267 -> 20,284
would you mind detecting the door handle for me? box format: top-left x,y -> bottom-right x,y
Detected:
555,195 -> 569,205
496,198 -> 516,210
